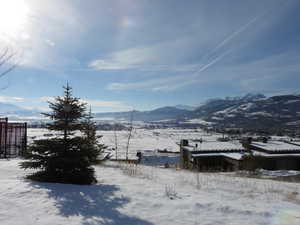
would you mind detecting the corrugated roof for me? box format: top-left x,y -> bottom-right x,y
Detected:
192,152 -> 244,160
252,150 -> 300,157
184,140 -> 244,152
251,141 -> 300,152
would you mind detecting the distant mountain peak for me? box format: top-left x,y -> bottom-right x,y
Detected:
174,104 -> 196,111
240,93 -> 266,101
192,93 -> 300,129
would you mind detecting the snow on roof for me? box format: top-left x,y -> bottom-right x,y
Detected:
251,141 -> 300,152
192,152 -> 244,160
222,153 -> 244,160
184,140 -> 244,152
252,150 -> 300,157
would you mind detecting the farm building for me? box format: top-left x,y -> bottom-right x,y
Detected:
243,140 -> 300,170
180,139 -> 300,171
0,118 -> 27,158
179,139 -> 245,171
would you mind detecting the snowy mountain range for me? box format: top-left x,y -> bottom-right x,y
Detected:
190,94 -> 300,128
90,93 -> 300,128
93,106 -> 191,122
1,94 -> 300,128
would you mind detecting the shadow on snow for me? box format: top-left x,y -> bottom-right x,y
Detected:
29,181 -> 154,225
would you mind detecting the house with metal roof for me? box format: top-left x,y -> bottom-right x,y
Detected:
180,139 -> 246,171
243,140 -> 300,170
180,138 -> 300,171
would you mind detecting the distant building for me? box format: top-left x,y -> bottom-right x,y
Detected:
243,141 -> 300,170
180,139 -> 300,171
180,139 -> 245,171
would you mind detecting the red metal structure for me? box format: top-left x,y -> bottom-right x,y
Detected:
0,118 -> 27,158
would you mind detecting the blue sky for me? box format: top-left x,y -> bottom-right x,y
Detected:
0,0 -> 300,112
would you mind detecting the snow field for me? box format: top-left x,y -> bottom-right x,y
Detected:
0,159 -> 300,225
22,128 -> 300,224
27,128 -> 221,160
98,162 -> 300,225
117,162 -> 300,203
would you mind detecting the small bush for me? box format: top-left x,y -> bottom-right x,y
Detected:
165,184 -> 178,199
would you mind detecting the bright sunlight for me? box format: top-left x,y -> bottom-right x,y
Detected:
0,0 -> 29,35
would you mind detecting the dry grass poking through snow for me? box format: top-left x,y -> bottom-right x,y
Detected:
100,162 -> 300,224
1,159 -> 300,225
112,162 -> 300,204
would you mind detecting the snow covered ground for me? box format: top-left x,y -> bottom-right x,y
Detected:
27,128 -> 297,162
0,159 -> 300,225
27,128 -> 221,160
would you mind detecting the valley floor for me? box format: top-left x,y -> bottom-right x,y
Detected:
0,159 -> 300,225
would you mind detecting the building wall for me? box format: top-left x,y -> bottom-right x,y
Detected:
193,156 -> 240,172
241,156 -> 300,171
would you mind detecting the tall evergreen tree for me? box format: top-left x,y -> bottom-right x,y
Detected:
21,84 -> 103,184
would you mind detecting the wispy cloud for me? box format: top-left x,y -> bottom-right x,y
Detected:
107,48 -> 231,91
82,99 -> 132,109
45,39 -> 55,47
88,44 -> 198,72
101,10 -> 268,92
2,0 -> 298,111
104,1 -> 296,93
0,95 -> 132,113
37,96 -> 131,111
39,96 -> 55,102
89,46 -> 155,70
0,96 -> 25,103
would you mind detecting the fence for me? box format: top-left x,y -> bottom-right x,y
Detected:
0,118 -> 27,158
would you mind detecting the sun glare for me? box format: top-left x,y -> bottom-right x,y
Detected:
0,0 -> 29,35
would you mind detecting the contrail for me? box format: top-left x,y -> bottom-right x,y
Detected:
211,15 -> 261,53
192,49 -> 232,77
211,0 -> 289,54
160,50 -> 233,91
189,12 -> 265,76
188,14 -> 262,77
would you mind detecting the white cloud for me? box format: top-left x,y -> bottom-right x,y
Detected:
39,96 -> 55,102
88,42 -> 199,72
37,96 -> 131,111
79,99 -> 133,112
106,48 -> 300,93
106,50 -> 230,92
22,105 -> 49,112
0,95 -> 132,113
0,96 -> 25,103
88,5 -> 274,73
82,99 -> 131,109
45,39 -> 55,47
89,46 -> 158,70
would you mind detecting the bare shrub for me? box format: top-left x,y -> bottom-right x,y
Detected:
195,172 -> 201,190
285,190 -> 300,204
165,184 -> 178,199
120,163 -> 140,177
